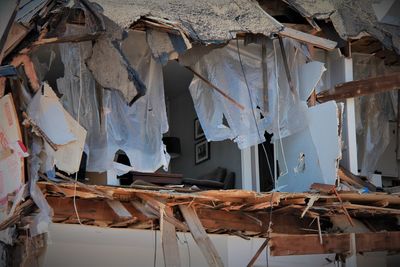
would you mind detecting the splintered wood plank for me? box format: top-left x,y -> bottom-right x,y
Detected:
246,238 -> 269,267
161,206 -> 181,267
179,205 -> 224,267
279,27 -> 337,50
106,200 -> 133,221
196,208 -> 268,233
356,232 -> 400,253
269,233 -> 351,256
317,72 -> 400,102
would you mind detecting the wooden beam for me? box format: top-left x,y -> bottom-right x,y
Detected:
356,232 -> 400,252
338,166 -> 376,192
161,206 -> 181,267
317,72 -> 400,102
269,233 -> 351,256
279,27 -> 337,50
31,33 -> 101,46
246,238 -> 269,267
10,54 -> 40,91
136,193 -> 189,231
179,205 -> 224,267
185,66 -> 245,110
106,200 -> 133,221
196,208 -> 268,233
2,23 -> 30,59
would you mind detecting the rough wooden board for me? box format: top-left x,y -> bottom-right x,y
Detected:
246,238 -> 269,267
161,206 -> 181,267
10,54 -> 40,91
269,233 -> 351,256
46,196 -> 148,224
106,200 -> 133,221
179,205 -> 224,267
136,193 -> 188,231
317,72 -> 400,102
356,232 -> 400,252
338,167 -> 376,191
2,22 -> 30,58
279,27 -> 337,50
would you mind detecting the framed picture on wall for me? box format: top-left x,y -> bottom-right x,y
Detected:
194,118 -> 205,140
195,139 -> 210,165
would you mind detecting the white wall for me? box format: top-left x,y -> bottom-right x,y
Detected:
164,61 -> 242,187
41,223 -> 341,267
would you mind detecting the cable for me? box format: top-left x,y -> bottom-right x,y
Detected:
272,40 -> 289,177
154,225 -> 157,267
181,233 -> 191,267
233,34 -> 274,187
73,43 -> 84,225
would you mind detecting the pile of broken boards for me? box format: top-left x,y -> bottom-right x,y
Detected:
2,180 -> 400,259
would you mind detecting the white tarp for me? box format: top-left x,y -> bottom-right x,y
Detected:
56,28 -> 170,173
187,38 -> 314,149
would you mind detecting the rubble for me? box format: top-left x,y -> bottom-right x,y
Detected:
0,0 -> 400,266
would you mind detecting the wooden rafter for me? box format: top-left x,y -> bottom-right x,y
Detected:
317,72 -> 400,102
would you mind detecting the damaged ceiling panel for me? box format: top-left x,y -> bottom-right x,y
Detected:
93,0 -> 284,42
27,84 -> 87,174
277,101 -> 342,192
284,0 -> 400,53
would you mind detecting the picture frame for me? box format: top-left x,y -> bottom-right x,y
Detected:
195,139 -> 210,165
194,118 -> 205,140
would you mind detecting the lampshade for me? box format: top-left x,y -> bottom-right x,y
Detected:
162,137 -> 181,159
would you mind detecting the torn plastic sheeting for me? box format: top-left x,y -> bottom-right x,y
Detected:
55,24 -> 107,174
29,136 -> 53,237
188,40 -> 269,149
353,53 -> 400,176
27,84 -> 87,174
187,38 -> 310,149
277,101 -> 341,192
55,28 -> 169,173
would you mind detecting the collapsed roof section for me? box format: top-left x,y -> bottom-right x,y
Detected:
283,0 -> 400,54
93,0 -> 284,43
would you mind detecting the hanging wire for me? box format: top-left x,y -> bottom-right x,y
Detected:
73,43 -> 84,225
232,33 -> 274,186
272,39 -> 289,177
154,225 -> 157,267
232,32 -> 278,267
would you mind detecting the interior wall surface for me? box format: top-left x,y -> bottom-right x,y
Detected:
164,61 -> 242,187
40,223 -> 345,267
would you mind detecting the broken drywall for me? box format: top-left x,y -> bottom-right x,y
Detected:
27,84 -> 87,174
146,28 -> 189,65
277,101 -> 341,192
298,61 -> 326,101
87,36 -> 146,104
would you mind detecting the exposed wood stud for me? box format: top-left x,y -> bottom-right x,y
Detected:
179,205 -> 224,267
